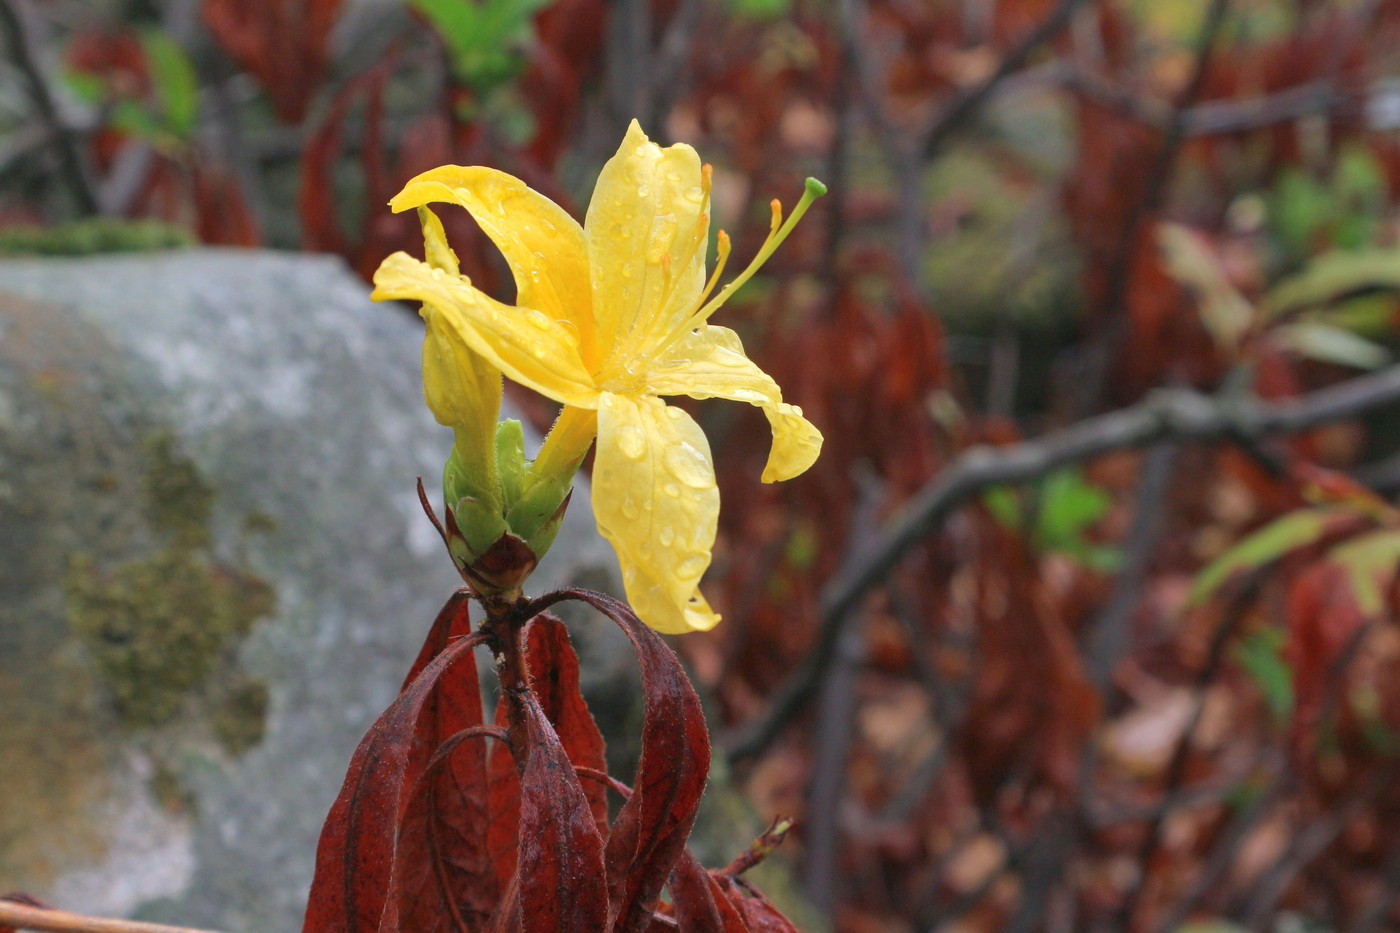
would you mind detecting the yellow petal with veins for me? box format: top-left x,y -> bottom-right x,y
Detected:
593,392 -> 721,633
585,120 -> 709,372
374,251 -> 599,408
647,325 -> 822,482
391,166 -> 598,368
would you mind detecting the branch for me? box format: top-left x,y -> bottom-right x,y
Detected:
0,902 -> 223,933
918,0 -> 1089,160
0,0 -> 99,215
724,364 -> 1400,763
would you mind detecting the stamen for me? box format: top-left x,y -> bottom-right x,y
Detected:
696,230 -> 732,308
688,176 -> 826,327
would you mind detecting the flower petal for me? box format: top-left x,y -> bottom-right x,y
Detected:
374,252 -> 599,407
390,166 -> 598,367
648,326 -> 822,482
585,120 -> 709,369
593,392 -> 721,634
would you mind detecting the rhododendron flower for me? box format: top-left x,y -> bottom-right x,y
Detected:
373,121 -> 823,633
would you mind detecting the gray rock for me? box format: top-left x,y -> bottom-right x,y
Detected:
0,249 -> 633,932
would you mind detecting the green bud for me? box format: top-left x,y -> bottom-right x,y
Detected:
438,417 -> 586,597
494,419 -> 527,506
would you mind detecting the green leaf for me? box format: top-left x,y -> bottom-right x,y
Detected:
1272,320 -> 1390,370
1233,628 -> 1293,724
1190,506 -> 1355,605
140,30 -> 199,140
410,0 -> 549,88
1327,527 -> 1400,616
1266,246 -> 1400,317
982,485 -> 1023,530
1038,468 -> 1112,549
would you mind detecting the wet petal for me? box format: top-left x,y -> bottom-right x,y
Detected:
391,166 -> 597,367
593,392 -> 721,634
648,326 -> 822,482
585,120 -> 709,368
374,251 -> 599,407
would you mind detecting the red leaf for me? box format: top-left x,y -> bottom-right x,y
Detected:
385,593 -> 497,932
301,622 -> 486,933
668,850 -> 750,933
509,688 -> 610,932
1285,560 -> 1369,754
711,878 -> 800,933
202,0 -> 344,122
523,614 -> 609,835
486,687 -> 521,894
533,589 -> 711,933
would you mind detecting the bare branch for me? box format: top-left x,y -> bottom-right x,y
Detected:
0,0 -> 99,215
725,364 -> 1400,764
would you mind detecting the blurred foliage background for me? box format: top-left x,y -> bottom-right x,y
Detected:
9,0 -> 1400,930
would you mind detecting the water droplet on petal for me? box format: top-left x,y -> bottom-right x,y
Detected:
683,186 -> 704,203
622,498 -> 640,519
676,555 -> 707,579
616,424 -> 647,460
665,407 -> 684,420
659,525 -> 675,547
663,443 -> 711,488
663,482 -> 681,498
621,265 -> 633,279
637,183 -> 651,198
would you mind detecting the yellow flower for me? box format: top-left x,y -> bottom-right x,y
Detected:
373,120 -> 823,633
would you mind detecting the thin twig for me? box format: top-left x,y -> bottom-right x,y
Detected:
1074,0 -> 1232,414
0,903 -> 223,933
1084,441 -> 1180,689
918,0 -> 1090,160
0,0 -> 99,215
802,475 -> 883,914
725,364 -> 1400,764
1118,583 -> 1258,929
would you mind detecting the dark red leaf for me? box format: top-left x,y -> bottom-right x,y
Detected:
530,589 -> 710,933
383,594 -> 497,933
301,623 -> 486,933
486,668 -> 522,894
667,850 -> 750,933
508,688 -> 610,932
524,613 -> 609,835
202,0 -> 344,122
711,878 -> 799,933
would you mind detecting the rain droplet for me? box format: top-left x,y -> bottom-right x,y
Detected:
665,170 -> 681,182
683,186 -> 704,203
665,407 -> 685,420
616,424 -> 646,460
622,498 -> 640,519
676,555 -> 707,579
621,265 -> 633,279
663,482 -> 681,498
637,184 -> 651,198
645,215 -> 678,263
658,525 -> 676,546
522,308 -> 552,329
663,443 -> 710,488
